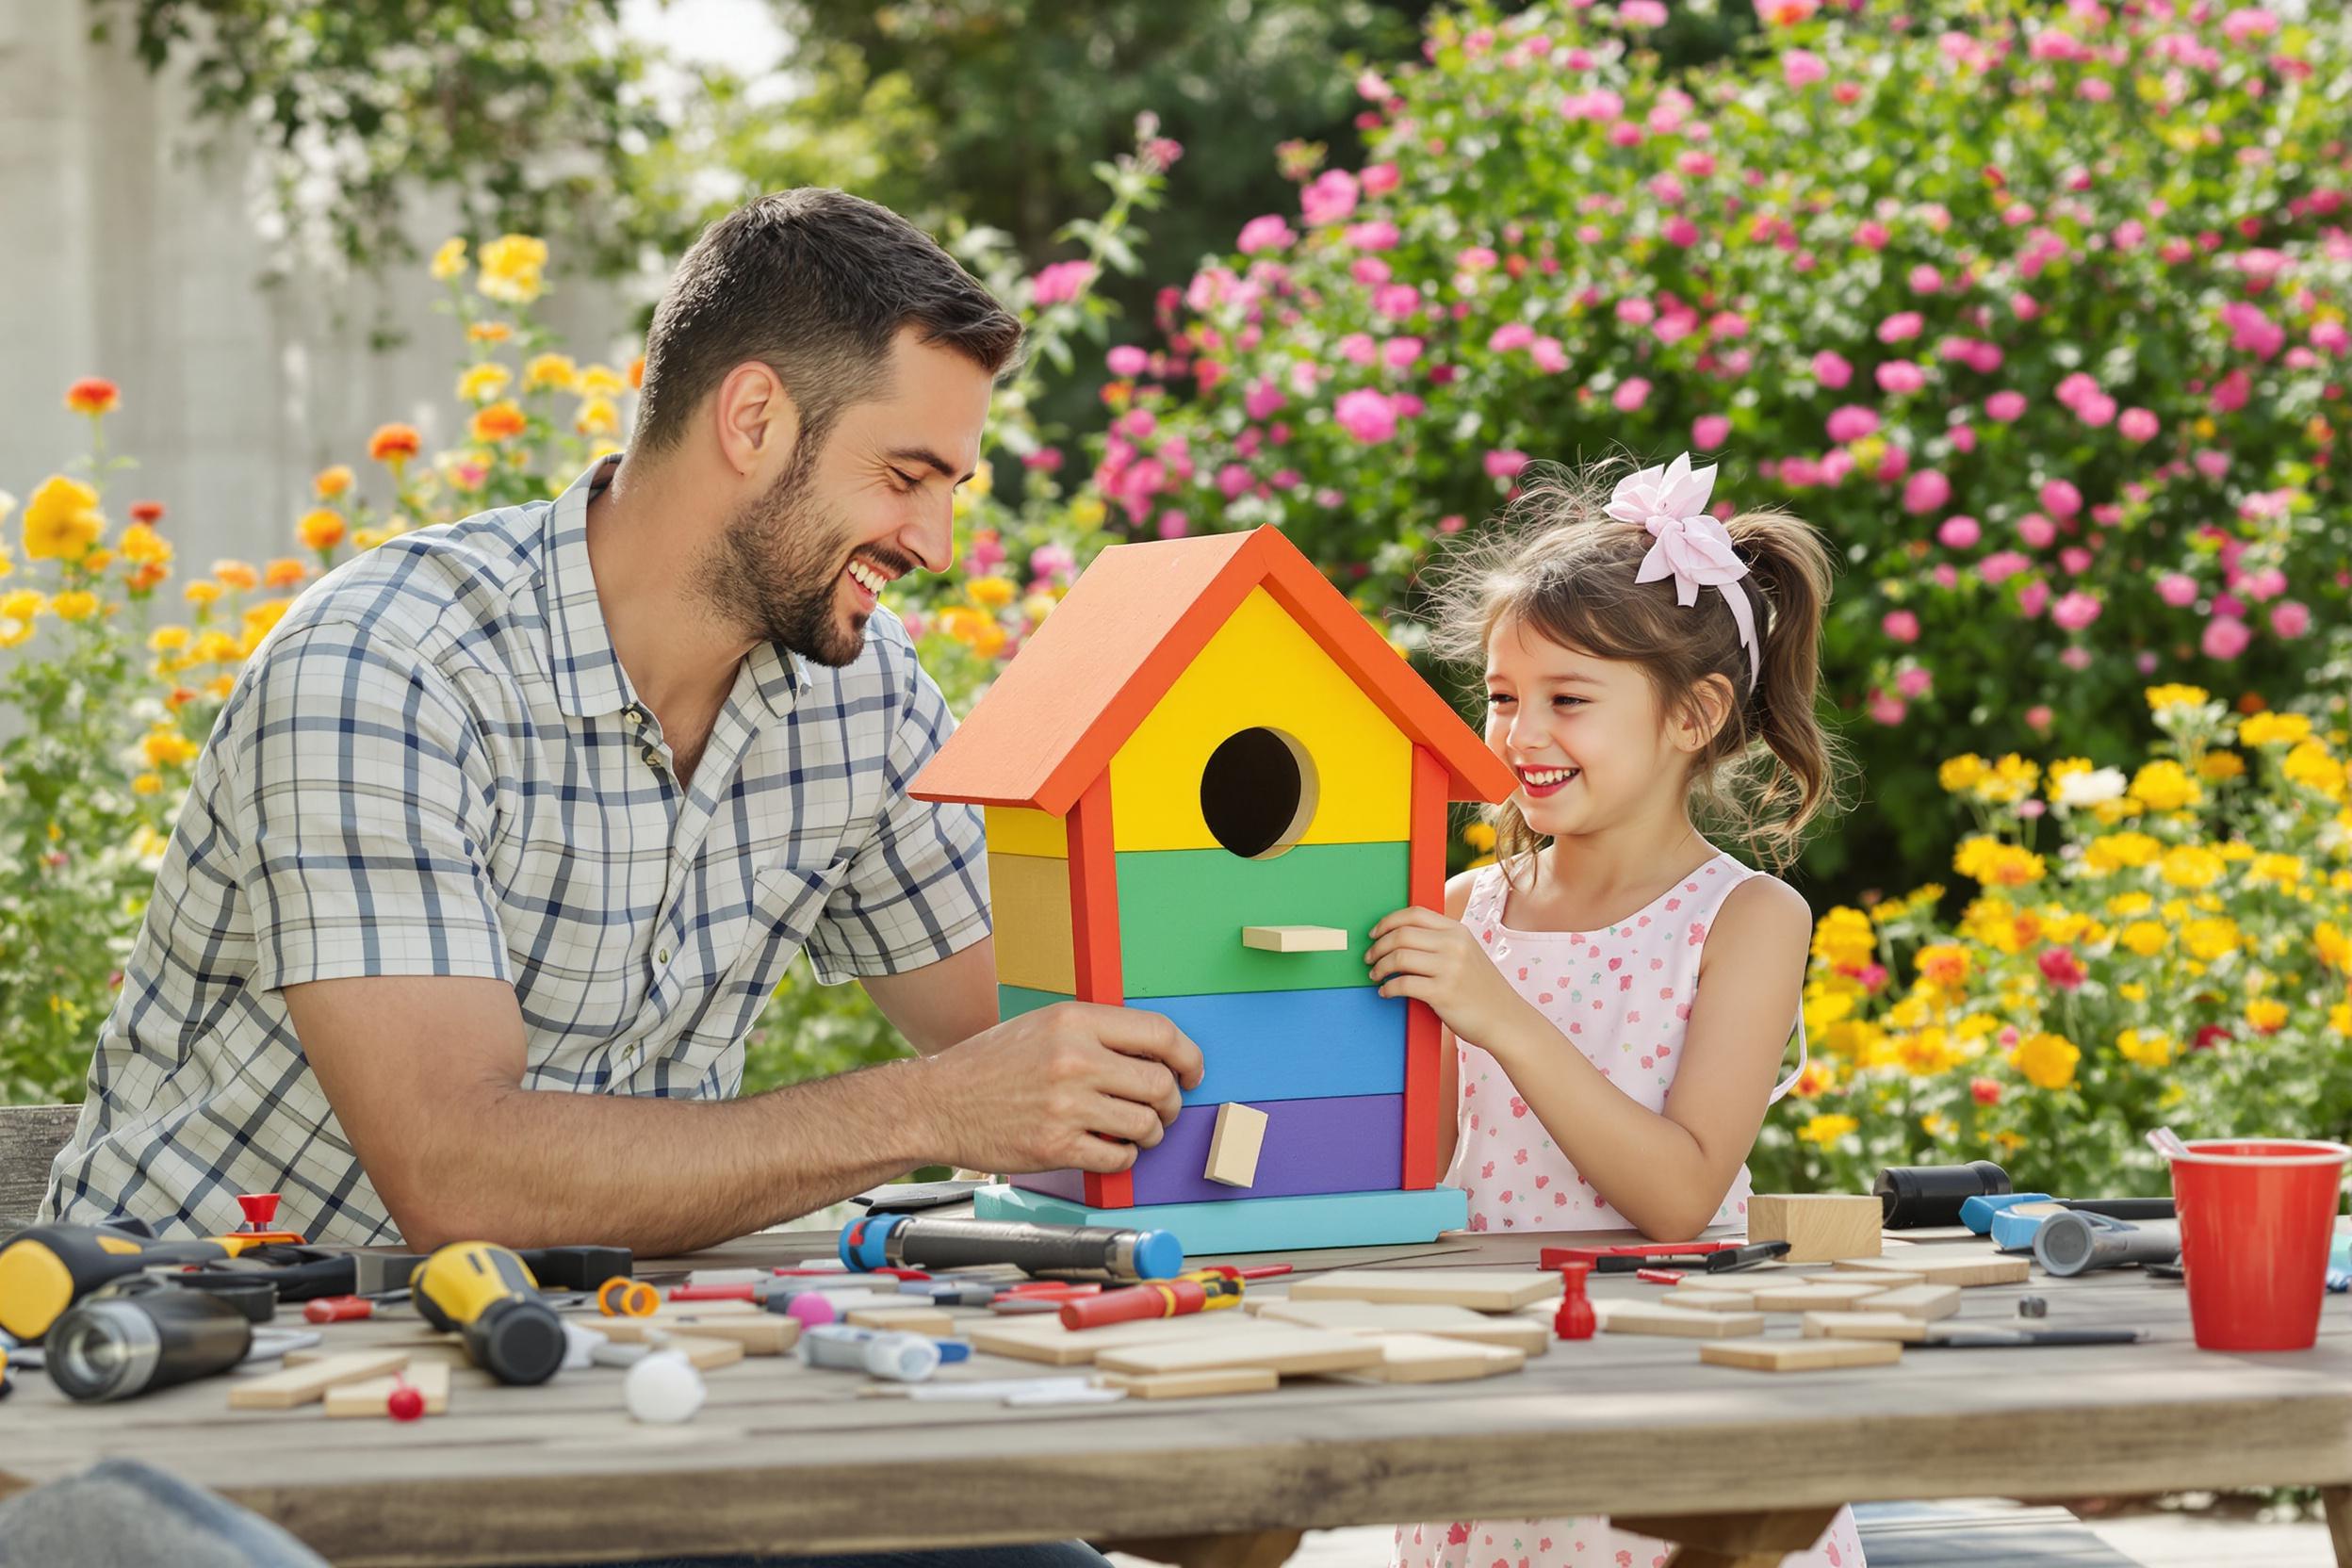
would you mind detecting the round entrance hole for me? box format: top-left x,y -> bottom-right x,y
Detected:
1199,727 -> 1318,859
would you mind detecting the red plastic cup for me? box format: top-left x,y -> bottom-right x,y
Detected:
2165,1138 -> 2349,1351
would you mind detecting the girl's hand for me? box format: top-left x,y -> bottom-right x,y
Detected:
1364,906 -> 1527,1048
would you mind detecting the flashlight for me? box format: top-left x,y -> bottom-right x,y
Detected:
47,1287 -> 253,1402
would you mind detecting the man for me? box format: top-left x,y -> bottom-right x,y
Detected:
45,189 -> 1201,1258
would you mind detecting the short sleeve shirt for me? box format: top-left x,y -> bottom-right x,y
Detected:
44,455 -> 988,1244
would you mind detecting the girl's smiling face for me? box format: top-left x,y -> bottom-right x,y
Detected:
1484,617 -> 1688,838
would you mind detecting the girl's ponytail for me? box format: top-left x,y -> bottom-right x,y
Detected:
1723,510 -> 1841,871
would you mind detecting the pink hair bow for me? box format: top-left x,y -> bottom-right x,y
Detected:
1605,452 -> 1759,691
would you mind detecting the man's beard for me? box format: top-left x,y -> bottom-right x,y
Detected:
696,446 -> 908,669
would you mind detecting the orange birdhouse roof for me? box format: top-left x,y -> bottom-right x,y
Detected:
912,526 -> 1516,814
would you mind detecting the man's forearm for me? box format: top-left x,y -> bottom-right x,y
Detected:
385,1054 -> 943,1256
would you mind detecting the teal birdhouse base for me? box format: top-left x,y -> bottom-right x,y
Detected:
972,1184 -> 1469,1258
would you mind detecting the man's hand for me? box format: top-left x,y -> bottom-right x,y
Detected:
914,1003 -> 1204,1174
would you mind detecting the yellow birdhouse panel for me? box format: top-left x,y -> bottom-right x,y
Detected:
987,851 -> 1075,994
984,806 -> 1069,860
1106,588 -> 1411,855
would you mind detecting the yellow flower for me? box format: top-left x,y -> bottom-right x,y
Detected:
299,510 -> 346,551
148,626 -> 191,653
476,234 -> 548,304
2181,917 -> 2242,962
265,559 -> 307,590
140,727 -> 199,768
2117,981 -> 2148,1003
2083,831 -> 2161,874
131,773 -> 163,796
184,580 -> 222,608
50,591 -> 98,621
1897,1028 -> 1961,1077
2246,998 -> 2288,1033
2105,890 -> 2154,917
1799,1114 -> 1860,1148
21,475 -> 106,562
966,576 -> 1017,610
314,465 -> 354,500
458,363 -> 513,403
0,617 -> 32,649
1070,494 -> 1106,530
1915,943 -> 1969,988
1,590 -> 46,621
1953,835 -> 2044,888
1937,754 -> 1987,792
1810,906 -> 1875,971
353,528 -> 388,551
1975,754 -> 2041,805
576,363 -> 629,398
2128,760 -> 2202,811
1462,822 -> 1498,853
2237,711 -> 2311,746
430,237 -> 468,281
467,320 -> 514,344
2144,683 -> 2210,713
212,560 -> 259,593
2318,923 -> 2350,973
2013,1031 -> 2081,1091
2158,844 -> 2224,889
2115,1027 -> 2175,1068
120,522 -> 172,566
574,397 -> 619,437
204,675 -> 235,699
524,353 -> 579,392
2282,741 -> 2347,802
967,459 -> 994,499
2249,853 -> 2305,887
2198,750 -> 2246,781
2117,920 -> 2168,957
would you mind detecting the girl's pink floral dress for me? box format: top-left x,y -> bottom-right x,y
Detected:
1392,851 -> 1861,1568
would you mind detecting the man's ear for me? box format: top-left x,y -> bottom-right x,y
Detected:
711,362 -> 802,477
1674,673 -> 1738,755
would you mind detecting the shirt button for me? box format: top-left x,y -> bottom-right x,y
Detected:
657,948 -> 671,965
642,745 -> 662,770
622,707 -> 644,726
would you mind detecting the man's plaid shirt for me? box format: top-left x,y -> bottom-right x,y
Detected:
45,456 -> 988,1244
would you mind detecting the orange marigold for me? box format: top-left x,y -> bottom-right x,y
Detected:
629,353 -> 645,390
298,509 -> 347,551
470,401 -> 527,443
66,378 -> 121,416
264,558 -> 309,589
368,423 -> 423,465
128,500 -> 166,525
212,560 -> 260,593
313,465 -> 354,499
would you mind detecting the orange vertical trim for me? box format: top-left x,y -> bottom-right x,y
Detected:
1067,773 -> 1134,1210
1403,746 -> 1446,1190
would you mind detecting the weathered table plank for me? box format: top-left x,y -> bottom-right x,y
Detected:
3,1224 -> 2345,1567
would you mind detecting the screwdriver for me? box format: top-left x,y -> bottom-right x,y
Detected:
1059,1269 -> 1244,1331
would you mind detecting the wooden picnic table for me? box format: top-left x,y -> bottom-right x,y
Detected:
5,1220 -> 2350,1568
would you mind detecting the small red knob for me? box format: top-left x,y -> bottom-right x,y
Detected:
386,1381 -> 426,1422
236,1192 -> 282,1229
1554,1262 -> 1595,1342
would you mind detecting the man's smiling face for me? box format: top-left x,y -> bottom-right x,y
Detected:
704,327 -> 995,667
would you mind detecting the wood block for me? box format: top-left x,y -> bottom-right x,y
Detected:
662,1334 -> 746,1371
1814,1269 -> 1922,1291
1240,924 -> 1349,953
595,1315 -> 800,1355
1596,1301 -> 1768,1339
845,1306 -> 956,1335
1098,1366 -> 1280,1400
1354,1332 -> 1526,1384
1747,1282 -> 1899,1313
1252,1298 -> 1548,1355
1850,1283 -> 1963,1321
1747,1195 -> 1883,1263
230,1349 -> 413,1410
1701,1336 -> 1905,1372
1288,1268 -> 1556,1313
967,1314 -> 1289,1367
1126,1093 -> 1402,1204
1801,1312 -> 1930,1344
1203,1102 -> 1270,1188
1837,1248 -> 2029,1288
988,851 -> 1076,994
282,1338 -> 466,1368
1660,1286 -> 1759,1312
1095,1326 -> 1384,1379
323,1359 -> 451,1418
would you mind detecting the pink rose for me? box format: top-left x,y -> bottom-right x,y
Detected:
1332,388 -> 1399,444
1530,336 -> 1569,374
1979,550 -> 2031,584
1937,514 -> 1981,549
1612,377 -> 1653,412
1826,405 -> 1879,443
1783,49 -> 1828,88
2201,615 -> 2252,660
2271,599 -> 2311,638
1692,414 -> 1732,449
1235,215 -> 1297,254
2117,407 -> 2160,443
1300,169 -> 1361,226
1868,689 -> 1907,726
1029,259 -> 1099,305
1984,390 -> 2027,422
1360,162 -> 1400,196
2051,590 -> 2103,631
1903,469 -> 1952,514
1344,220 -> 1400,253
2017,580 -> 2051,618
1484,449 -> 1530,480
1877,311 -> 1924,343
1382,336 -> 1425,370
1882,609 -> 1920,644
2157,573 -> 2199,608
2039,479 -> 2083,517
1895,665 -> 1934,699
1106,345 -> 1150,377
1876,360 -> 1926,395
1812,351 -> 1854,388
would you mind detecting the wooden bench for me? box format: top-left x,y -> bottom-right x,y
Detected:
0,1102 -> 77,1233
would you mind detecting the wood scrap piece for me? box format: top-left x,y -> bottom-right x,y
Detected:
1240,925 -> 1348,953
662,1334 -> 746,1371
1204,1102 -> 1269,1187
1850,1282 -> 1963,1321
1661,1286 -> 1759,1312
323,1359 -> 452,1417
283,1338 -> 466,1368
1354,1332 -> 1526,1384
1801,1312 -> 1929,1344
1747,1194 -> 1883,1263
1095,1327 -> 1383,1378
230,1349 -> 413,1410
1097,1366 -> 1280,1400
1834,1248 -> 2028,1288
1251,1298 -> 1547,1354
1287,1268 -> 1556,1312
596,1315 -> 800,1355
1596,1301 -> 1767,1340
844,1306 -> 956,1335
966,1314 -> 1286,1367
1747,1282 -> 1899,1313
1701,1336 -> 1904,1372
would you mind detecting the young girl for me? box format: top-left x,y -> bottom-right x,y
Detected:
1369,453 -> 1858,1568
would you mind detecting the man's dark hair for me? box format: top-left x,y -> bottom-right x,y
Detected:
632,188 -> 1023,456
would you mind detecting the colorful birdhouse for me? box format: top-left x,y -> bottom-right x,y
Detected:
911,526 -> 1517,1252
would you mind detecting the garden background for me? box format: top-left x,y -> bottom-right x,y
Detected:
3,0 -> 2347,1204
